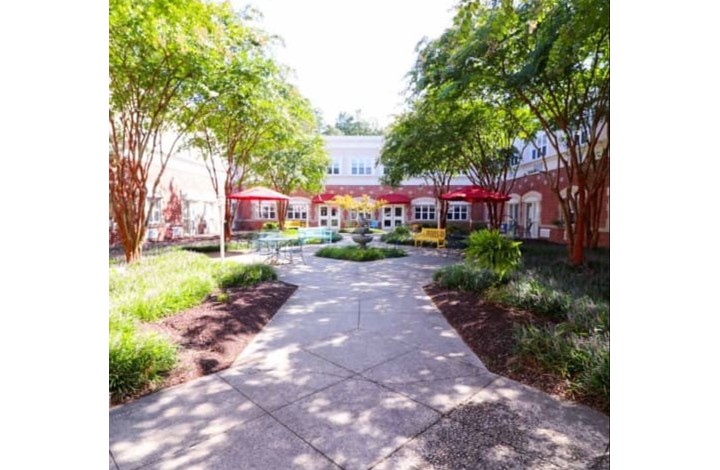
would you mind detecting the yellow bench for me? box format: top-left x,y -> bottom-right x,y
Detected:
413,228 -> 446,248
285,220 -> 306,229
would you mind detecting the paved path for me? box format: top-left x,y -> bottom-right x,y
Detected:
110,244 -> 609,470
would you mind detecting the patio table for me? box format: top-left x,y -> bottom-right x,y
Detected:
255,236 -> 302,264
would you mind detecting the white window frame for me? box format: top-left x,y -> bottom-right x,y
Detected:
446,203 -> 469,221
413,204 -> 436,221
327,159 -> 340,175
259,202 -> 277,220
148,197 -> 163,225
531,135 -> 547,160
351,158 -> 373,175
286,203 -> 308,220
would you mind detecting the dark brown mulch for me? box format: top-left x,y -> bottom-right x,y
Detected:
114,281 -> 297,406
424,283 -> 606,415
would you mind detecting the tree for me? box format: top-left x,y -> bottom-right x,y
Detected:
419,0 -> 609,265
330,194 -> 387,231
324,109 -> 383,135
252,86 -> 329,230
380,98 -> 465,229
449,98 -> 533,229
109,0 -> 224,262
188,16 -> 287,240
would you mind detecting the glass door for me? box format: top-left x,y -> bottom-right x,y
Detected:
523,202 -> 539,238
318,205 -> 340,228
382,205 -> 404,228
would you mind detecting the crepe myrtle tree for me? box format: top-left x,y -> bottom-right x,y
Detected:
380,96 -> 465,229
252,85 -> 329,230
109,0 -> 229,262
188,18 -> 288,241
416,0 -> 610,264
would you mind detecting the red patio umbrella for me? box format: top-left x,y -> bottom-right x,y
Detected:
440,186 -> 510,203
228,186 -> 290,201
440,186 -> 510,230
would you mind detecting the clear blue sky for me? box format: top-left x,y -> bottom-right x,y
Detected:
235,0 -> 459,128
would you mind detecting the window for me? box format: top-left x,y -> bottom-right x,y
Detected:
446,204 -> 468,221
148,197 -> 163,224
286,204 -> 308,220
349,209 -> 372,222
414,204 -> 436,221
574,129 -> 589,146
327,160 -> 340,175
531,135 -> 547,160
259,202 -> 276,219
351,158 -> 372,175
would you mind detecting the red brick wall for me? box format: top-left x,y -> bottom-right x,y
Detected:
230,177 -> 609,248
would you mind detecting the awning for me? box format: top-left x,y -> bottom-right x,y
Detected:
311,193 -> 337,203
377,193 -> 411,204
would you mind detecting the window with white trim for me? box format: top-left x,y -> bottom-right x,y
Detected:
349,209 -> 372,222
414,204 -> 436,221
327,160 -> 340,175
286,204 -> 308,220
531,135 -> 547,160
351,158 -> 373,175
259,202 -> 276,219
446,204 -> 468,221
148,197 -> 163,225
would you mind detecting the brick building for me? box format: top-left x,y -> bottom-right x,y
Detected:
111,133 -> 609,247
234,135 -> 610,247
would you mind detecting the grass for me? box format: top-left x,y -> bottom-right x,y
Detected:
109,249 -> 277,401
315,245 -> 407,261
109,314 -> 177,403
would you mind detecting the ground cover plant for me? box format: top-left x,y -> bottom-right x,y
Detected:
109,249 -> 280,403
379,225 -> 415,246
427,240 -> 609,413
315,245 -> 407,261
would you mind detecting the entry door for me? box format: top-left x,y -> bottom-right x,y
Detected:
524,202 -> 539,238
318,205 -> 340,228
382,205 -> 404,228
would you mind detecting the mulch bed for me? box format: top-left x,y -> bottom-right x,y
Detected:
424,283 -> 606,414
114,281 -> 297,406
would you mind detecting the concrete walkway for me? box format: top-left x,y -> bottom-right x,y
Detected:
110,244 -> 609,470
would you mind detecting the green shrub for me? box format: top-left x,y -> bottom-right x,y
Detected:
514,322 -> 609,411
500,277 -> 572,322
433,264 -> 500,292
465,229 -> 522,280
445,225 -> 469,236
315,246 -> 407,261
262,222 -> 279,231
380,226 -> 415,245
213,262 -> 277,288
109,314 -> 176,402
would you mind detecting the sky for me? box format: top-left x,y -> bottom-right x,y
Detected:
234,0 -> 459,128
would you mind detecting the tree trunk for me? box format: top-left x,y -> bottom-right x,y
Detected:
570,186 -> 587,266
438,200 -> 448,229
277,200 -> 288,230
224,198 -> 233,241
